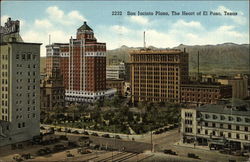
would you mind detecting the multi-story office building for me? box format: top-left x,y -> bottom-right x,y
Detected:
180,83 -> 232,105
46,22 -> 114,103
130,49 -> 189,103
106,62 -> 125,79
0,18 -> 41,146
181,102 -> 250,151
40,69 -> 65,111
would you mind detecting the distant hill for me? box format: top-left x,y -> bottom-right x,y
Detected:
40,43 -> 250,75
107,43 -> 250,75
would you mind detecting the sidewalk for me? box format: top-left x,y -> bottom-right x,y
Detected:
174,141 -> 210,151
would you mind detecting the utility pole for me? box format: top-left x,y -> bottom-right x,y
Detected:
151,125 -> 153,152
49,34 -> 51,45
143,31 -> 146,49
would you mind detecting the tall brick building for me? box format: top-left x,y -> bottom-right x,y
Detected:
130,49 -> 189,103
46,22 -> 114,103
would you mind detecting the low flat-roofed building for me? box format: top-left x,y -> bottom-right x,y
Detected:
106,79 -> 124,96
40,68 -> 65,112
180,83 -> 232,105
217,74 -> 248,99
181,101 -> 250,151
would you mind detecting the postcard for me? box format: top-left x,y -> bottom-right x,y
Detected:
0,1 -> 249,162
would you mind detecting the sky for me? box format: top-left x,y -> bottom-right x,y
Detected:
1,1 -> 249,56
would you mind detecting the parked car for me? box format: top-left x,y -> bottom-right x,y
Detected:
56,128 -> 62,132
163,149 -> 177,155
21,153 -> 31,160
59,135 -> 68,141
187,153 -> 199,159
72,130 -> 80,134
91,132 -> 98,136
102,134 -> 110,138
68,141 -> 78,148
115,135 -> 121,139
77,148 -> 92,154
36,149 -> 47,156
44,147 -> 52,154
82,131 -> 89,135
53,144 -> 65,152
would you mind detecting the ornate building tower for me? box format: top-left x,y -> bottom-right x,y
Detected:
66,21 -> 107,102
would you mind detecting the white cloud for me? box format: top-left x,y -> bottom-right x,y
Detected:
68,11 -> 85,22
215,6 -> 247,25
34,19 -> 52,28
1,15 -> 10,26
172,20 -> 204,30
111,25 -> 131,34
46,6 -> 87,26
129,16 -> 149,25
46,6 -> 64,19
97,18 -> 248,50
18,6 -> 89,56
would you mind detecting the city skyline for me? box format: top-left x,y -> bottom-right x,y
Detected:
1,1 -> 249,57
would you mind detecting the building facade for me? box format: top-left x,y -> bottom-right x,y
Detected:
217,74 -> 248,99
106,79 -> 125,96
106,62 -> 125,80
46,22 -> 114,103
180,84 -> 232,105
0,17 -> 41,146
130,49 -> 189,103
181,103 -> 250,151
40,69 -> 65,112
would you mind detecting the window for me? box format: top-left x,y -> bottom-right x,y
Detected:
220,115 -> 225,120
27,53 -> 31,60
205,122 -> 208,126
212,123 -> 216,127
236,134 -> 240,139
228,125 -> 232,130
22,54 -> 25,59
220,132 -> 223,137
245,118 -> 250,123
229,116 -> 234,121
236,125 -> 239,130
18,123 -> 21,128
228,133 -> 231,138
237,117 -> 242,122
205,130 -> 208,135
245,127 -> 248,131
197,129 -> 200,134
245,135 -> 248,140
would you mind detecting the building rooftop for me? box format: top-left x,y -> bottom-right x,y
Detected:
181,83 -> 229,87
77,21 -> 93,31
196,100 -> 250,117
130,49 -> 185,54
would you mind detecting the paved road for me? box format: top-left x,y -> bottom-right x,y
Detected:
55,132 -> 152,153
